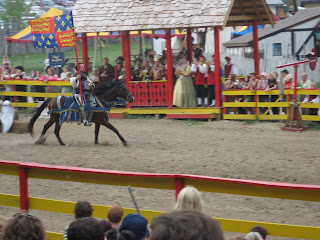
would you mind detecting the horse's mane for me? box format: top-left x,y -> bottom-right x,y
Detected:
93,80 -> 124,96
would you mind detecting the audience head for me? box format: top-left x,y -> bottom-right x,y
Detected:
63,65 -> 69,72
2,212 -> 46,240
36,71 -> 42,77
105,228 -> 118,240
104,57 -> 109,65
151,210 -> 224,240
92,68 -> 99,76
107,205 -> 124,226
273,72 -> 278,79
15,66 -> 24,72
118,214 -> 149,240
301,72 -> 308,82
174,186 -> 202,212
67,217 -> 104,240
249,73 -> 257,80
267,72 -> 276,80
74,201 -> 93,219
116,57 -> 124,65
66,72 -> 72,78
99,220 -> 112,234
260,72 -> 267,80
310,82 -> 317,89
245,225 -> 267,240
281,69 -> 289,77
181,56 -> 188,64
225,56 -> 231,63
143,60 -> 149,68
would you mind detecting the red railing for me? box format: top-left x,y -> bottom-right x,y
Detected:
127,80 -> 169,107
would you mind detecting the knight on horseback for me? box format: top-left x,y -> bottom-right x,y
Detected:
71,63 -> 95,126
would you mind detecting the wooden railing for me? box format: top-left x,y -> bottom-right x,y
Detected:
0,160 -> 319,240
223,89 -> 320,121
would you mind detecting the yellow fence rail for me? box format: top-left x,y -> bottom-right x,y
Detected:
223,89 -> 320,121
0,160 -> 319,240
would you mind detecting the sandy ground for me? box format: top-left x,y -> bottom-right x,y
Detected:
0,116 -> 320,239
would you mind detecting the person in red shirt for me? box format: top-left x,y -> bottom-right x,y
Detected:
207,54 -> 215,107
191,55 -> 208,107
114,56 -> 124,81
224,56 -> 238,79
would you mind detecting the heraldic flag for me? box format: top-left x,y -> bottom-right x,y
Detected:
30,13 -> 76,48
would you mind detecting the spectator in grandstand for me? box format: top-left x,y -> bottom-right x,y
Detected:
12,66 -> 28,104
174,186 -> 203,211
33,71 -> 46,102
107,205 -> 124,228
114,56 -> 124,81
91,68 -> 100,84
139,60 -> 151,81
151,210 -> 224,240
68,217 -> 104,240
299,72 -> 313,115
2,56 -> 9,67
41,66 -> 59,93
245,225 -> 267,240
240,75 -> 254,114
224,74 -> 239,89
249,72 -> 259,93
64,200 -> 94,240
100,57 -> 115,84
118,214 -> 149,240
265,72 -> 279,114
256,72 -> 269,114
61,65 -> 73,94
2,62 -> 13,101
224,56 -> 238,78
281,69 -> 294,89
2,212 -> 46,240
303,82 -> 319,116
172,56 -> 197,108
99,220 -> 112,234
105,228 -> 118,240
132,59 -> 143,81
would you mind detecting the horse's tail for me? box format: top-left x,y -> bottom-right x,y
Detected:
28,99 -> 51,137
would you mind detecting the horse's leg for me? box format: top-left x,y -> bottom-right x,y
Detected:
54,121 -> 66,146
94,123 -> 100,144
35,118 -> 55,145
101,120 -> 128,147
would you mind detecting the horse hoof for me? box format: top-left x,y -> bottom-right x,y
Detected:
123,142 -> 129,147
35,135 -> 47,145
94,141 -> 99,145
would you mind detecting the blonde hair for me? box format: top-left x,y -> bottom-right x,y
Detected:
173,186 -> 203,211
245,232 -> 264,240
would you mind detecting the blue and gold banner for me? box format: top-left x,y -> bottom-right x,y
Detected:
30,13 -> 76,48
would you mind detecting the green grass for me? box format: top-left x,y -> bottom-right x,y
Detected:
7,38 -> 152,74
304,121 -> 320,130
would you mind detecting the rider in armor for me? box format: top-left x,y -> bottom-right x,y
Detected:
70,63 -> 95,126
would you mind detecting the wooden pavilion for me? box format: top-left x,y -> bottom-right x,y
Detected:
73,0 -> 274,114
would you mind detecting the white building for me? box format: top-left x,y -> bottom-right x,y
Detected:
222,7 -> 320,81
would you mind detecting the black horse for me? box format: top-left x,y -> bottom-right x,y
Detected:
28,81 -> 134,146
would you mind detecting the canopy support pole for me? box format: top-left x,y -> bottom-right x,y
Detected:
214,26 -> 221,108
187,28 -> 193,63
123,31 -> 132,82
252,20 -> 260,77
82,33 -> 89,72
121,32 -> 127,58
166,29 -> 174,108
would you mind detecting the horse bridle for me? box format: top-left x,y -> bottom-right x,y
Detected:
119,83 -> 132,101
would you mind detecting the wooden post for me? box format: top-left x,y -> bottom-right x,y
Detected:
123,31 -> 132,82
214,26 -> 221,108
252,20 -> 260,77
187,28 -> 193,63
293,64 -> 298,101
19,167 -> 29,212
166,29 -> 174,108
121,32 -> 126,58
82,33 -> 89,73
175,177 -> 185,201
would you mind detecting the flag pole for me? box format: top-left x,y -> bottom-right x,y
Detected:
74,44 -> 83,104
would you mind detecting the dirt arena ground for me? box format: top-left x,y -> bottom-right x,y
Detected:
0,116 -> 319,239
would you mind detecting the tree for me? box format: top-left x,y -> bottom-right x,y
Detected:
0,0 -> 33,28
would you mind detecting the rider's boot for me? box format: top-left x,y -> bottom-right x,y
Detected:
81,111 -> 92,126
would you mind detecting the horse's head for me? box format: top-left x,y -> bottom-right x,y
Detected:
115,81 -> 134,103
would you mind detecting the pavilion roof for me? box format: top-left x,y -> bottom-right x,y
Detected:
73,0 -> 274,33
